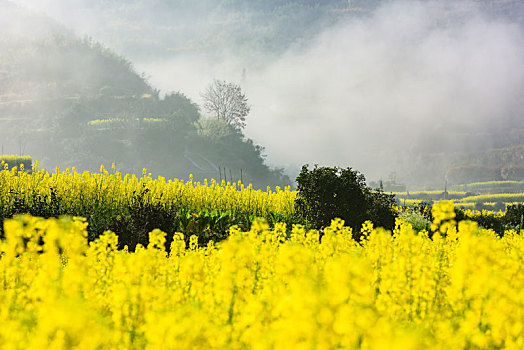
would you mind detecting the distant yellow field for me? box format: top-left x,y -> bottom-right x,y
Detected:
391,190 -> 467,196
458,193 -> 524,203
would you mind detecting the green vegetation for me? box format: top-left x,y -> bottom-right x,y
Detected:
398,209 -> 431,232
2,0 -> 524,189
2,161 -> 523,252
295,165 -> 396,238
76,0 -> 350,60
451,180 -> 524,193
0,165 -> 296,249
53,0 -> 522,64
392,180 -> 524,213
0,4 -> 290,189
399,201 -> 524,236
45,92 -> 290,188
457,193 -> 524,204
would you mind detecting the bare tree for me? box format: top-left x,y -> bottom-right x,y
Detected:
201,80 -> 250,129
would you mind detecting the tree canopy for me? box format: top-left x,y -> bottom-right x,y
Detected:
201,80 -> 250,129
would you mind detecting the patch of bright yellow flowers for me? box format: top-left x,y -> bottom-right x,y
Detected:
0,163 -> 296,225
1,201 -> 524,349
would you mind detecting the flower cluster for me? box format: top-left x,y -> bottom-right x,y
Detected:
0,165 -> 296,238
1,208 -> 524,348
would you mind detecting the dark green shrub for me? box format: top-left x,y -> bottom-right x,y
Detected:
455,207 -> 504,236
295,165 -> 396,238
504,204 -> 524,231
408,202 -> 519,237
365,190 -> 397,230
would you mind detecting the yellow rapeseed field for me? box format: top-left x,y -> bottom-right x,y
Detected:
1,201 -> 524,349
0,163 -> 296,224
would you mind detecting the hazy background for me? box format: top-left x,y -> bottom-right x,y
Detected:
3,0 -> 524,188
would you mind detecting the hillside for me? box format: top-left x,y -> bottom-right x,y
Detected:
25,0 -> 522,189
12,0 -> 524,62
0,1 -> 291,188
3,0 -> 524,188
16,0 -> 349,61
0,2 -> 155,134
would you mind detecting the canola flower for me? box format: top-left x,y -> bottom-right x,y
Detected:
458,193 -> 524,204
0,155 -> 32,163
0,163 -> 296,228
0,156 -> 32,173
392,190 -> 467,196
88,118 -> 168,127
1,201 -> 524,349
453,181 -> 524,192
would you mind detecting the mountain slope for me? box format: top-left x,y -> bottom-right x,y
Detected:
0,1 -> 292,188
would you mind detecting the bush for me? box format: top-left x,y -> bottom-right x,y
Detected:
295,165 -> 396,239
504,204 -> 524,231
398,210 -> 431,232
453,207 -> 504,236
405,202 -> 519,236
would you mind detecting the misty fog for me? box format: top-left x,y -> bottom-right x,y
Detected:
5,0 -> 524,186
139,2 -> 524,182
